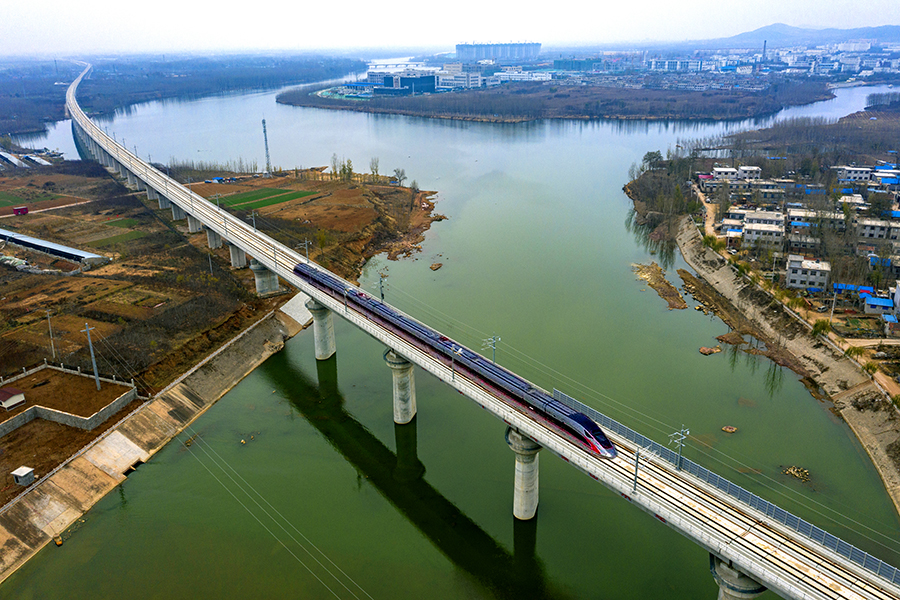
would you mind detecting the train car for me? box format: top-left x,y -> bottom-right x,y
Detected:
294,261 -> 616,459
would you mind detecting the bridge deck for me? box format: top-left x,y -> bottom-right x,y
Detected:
66,64 -> 900,600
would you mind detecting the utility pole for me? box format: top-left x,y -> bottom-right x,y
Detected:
47,310 -> 56,360
482,334 -> 501,364
262,119 -> 272,177
669,426 -> 690,471
297,238 -> 310,262
451,346 -> 463,381
81,323 -> 101,391
632,449 -> 641,492
829,288 -> 837,326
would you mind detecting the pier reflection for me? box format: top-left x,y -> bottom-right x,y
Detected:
263,353 -> 566,600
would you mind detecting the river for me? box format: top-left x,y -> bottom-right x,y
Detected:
6,84 -> 900,600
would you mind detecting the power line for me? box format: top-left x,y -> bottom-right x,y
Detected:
185,424 -> 375,600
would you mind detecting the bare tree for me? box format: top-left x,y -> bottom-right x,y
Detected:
330,153 -> 340,180
369,157 -> 380,182
393,168 -> 407,187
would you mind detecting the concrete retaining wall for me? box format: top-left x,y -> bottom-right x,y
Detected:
0,300 -> 309,584
0,365 -> 138,437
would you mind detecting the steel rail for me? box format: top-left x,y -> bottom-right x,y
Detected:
66,63 -> 900,600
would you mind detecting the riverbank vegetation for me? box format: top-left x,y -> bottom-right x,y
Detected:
0,55 -> 366,137
277,79 -> 831,122
0,60 -> 84,136
628,97 -> 900,276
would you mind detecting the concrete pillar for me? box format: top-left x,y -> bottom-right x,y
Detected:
206,228 -> 222,249
710,555 -> 766,600
228,243 -> 247,268
147,188 -> 158,201
305,298 -> 336,360
158,194 -> 171,210
393,419 -> 425,483
171,203 -> 186,221
126,171 -> 136,187
506,427 -> 542,520
384,349 -> 416,424
249,258 -> 279,296
187,215 -> 203,234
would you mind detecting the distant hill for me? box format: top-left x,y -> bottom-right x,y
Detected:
545,24 -> 900,55
703,23 -> 900,49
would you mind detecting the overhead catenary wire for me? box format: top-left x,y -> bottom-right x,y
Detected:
63,79 -> 900,568
356,277 -> 900,552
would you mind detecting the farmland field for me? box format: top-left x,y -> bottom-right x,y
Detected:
219,188 -> 290,206
240,190 -> 316,209
88,230 -> 147,247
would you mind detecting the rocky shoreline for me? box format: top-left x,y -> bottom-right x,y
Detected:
673,215 -> 900,516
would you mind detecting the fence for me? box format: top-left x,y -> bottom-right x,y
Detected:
553,388 -> 900,585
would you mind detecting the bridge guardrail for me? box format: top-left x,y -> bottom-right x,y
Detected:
67,62 -> 900,593
553,388 -> 900,585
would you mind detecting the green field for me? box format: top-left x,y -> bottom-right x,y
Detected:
0,190 -> 59,207
107,218 -> 140,228
215,188 -> 290,207
88,231 -> 147,248
0,191 -> 26,207
239,190 -> 316,210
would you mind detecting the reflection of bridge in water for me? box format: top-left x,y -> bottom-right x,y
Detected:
67,62 -> 900,599
264,353 -> 563,600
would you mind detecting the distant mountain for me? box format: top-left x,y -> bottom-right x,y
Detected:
692,23 -> 900,50
544,24 -> 900,55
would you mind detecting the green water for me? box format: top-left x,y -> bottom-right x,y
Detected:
6,84 -> 900,599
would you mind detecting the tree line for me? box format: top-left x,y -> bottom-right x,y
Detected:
277,79 -> 831,122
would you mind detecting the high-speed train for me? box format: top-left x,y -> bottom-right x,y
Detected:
294,262 -> 617,460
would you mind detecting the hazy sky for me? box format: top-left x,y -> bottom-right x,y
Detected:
3,0 -> 900,57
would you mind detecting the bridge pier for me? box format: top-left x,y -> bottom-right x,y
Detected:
171,203 -> 186,221
228,243 -> 247,269
249,258 -> 280,296
384,349 -> 416,424
305,298 -> 336,360
206,228 -> 222,249
187,214 -> 203,233
126,171 -> 136,187
506,427 -> 542,520
158,194 -> 171,210
710,555 -> 766,600
393,419 -> 425,483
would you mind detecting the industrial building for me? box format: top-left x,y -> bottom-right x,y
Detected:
456,43 -> 541,63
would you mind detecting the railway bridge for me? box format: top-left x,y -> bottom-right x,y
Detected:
67,64 -> 900,600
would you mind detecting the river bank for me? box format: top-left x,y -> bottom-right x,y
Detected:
276,80 -> 833,123
672,214 -> 900,516
0,294 -> 312,583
